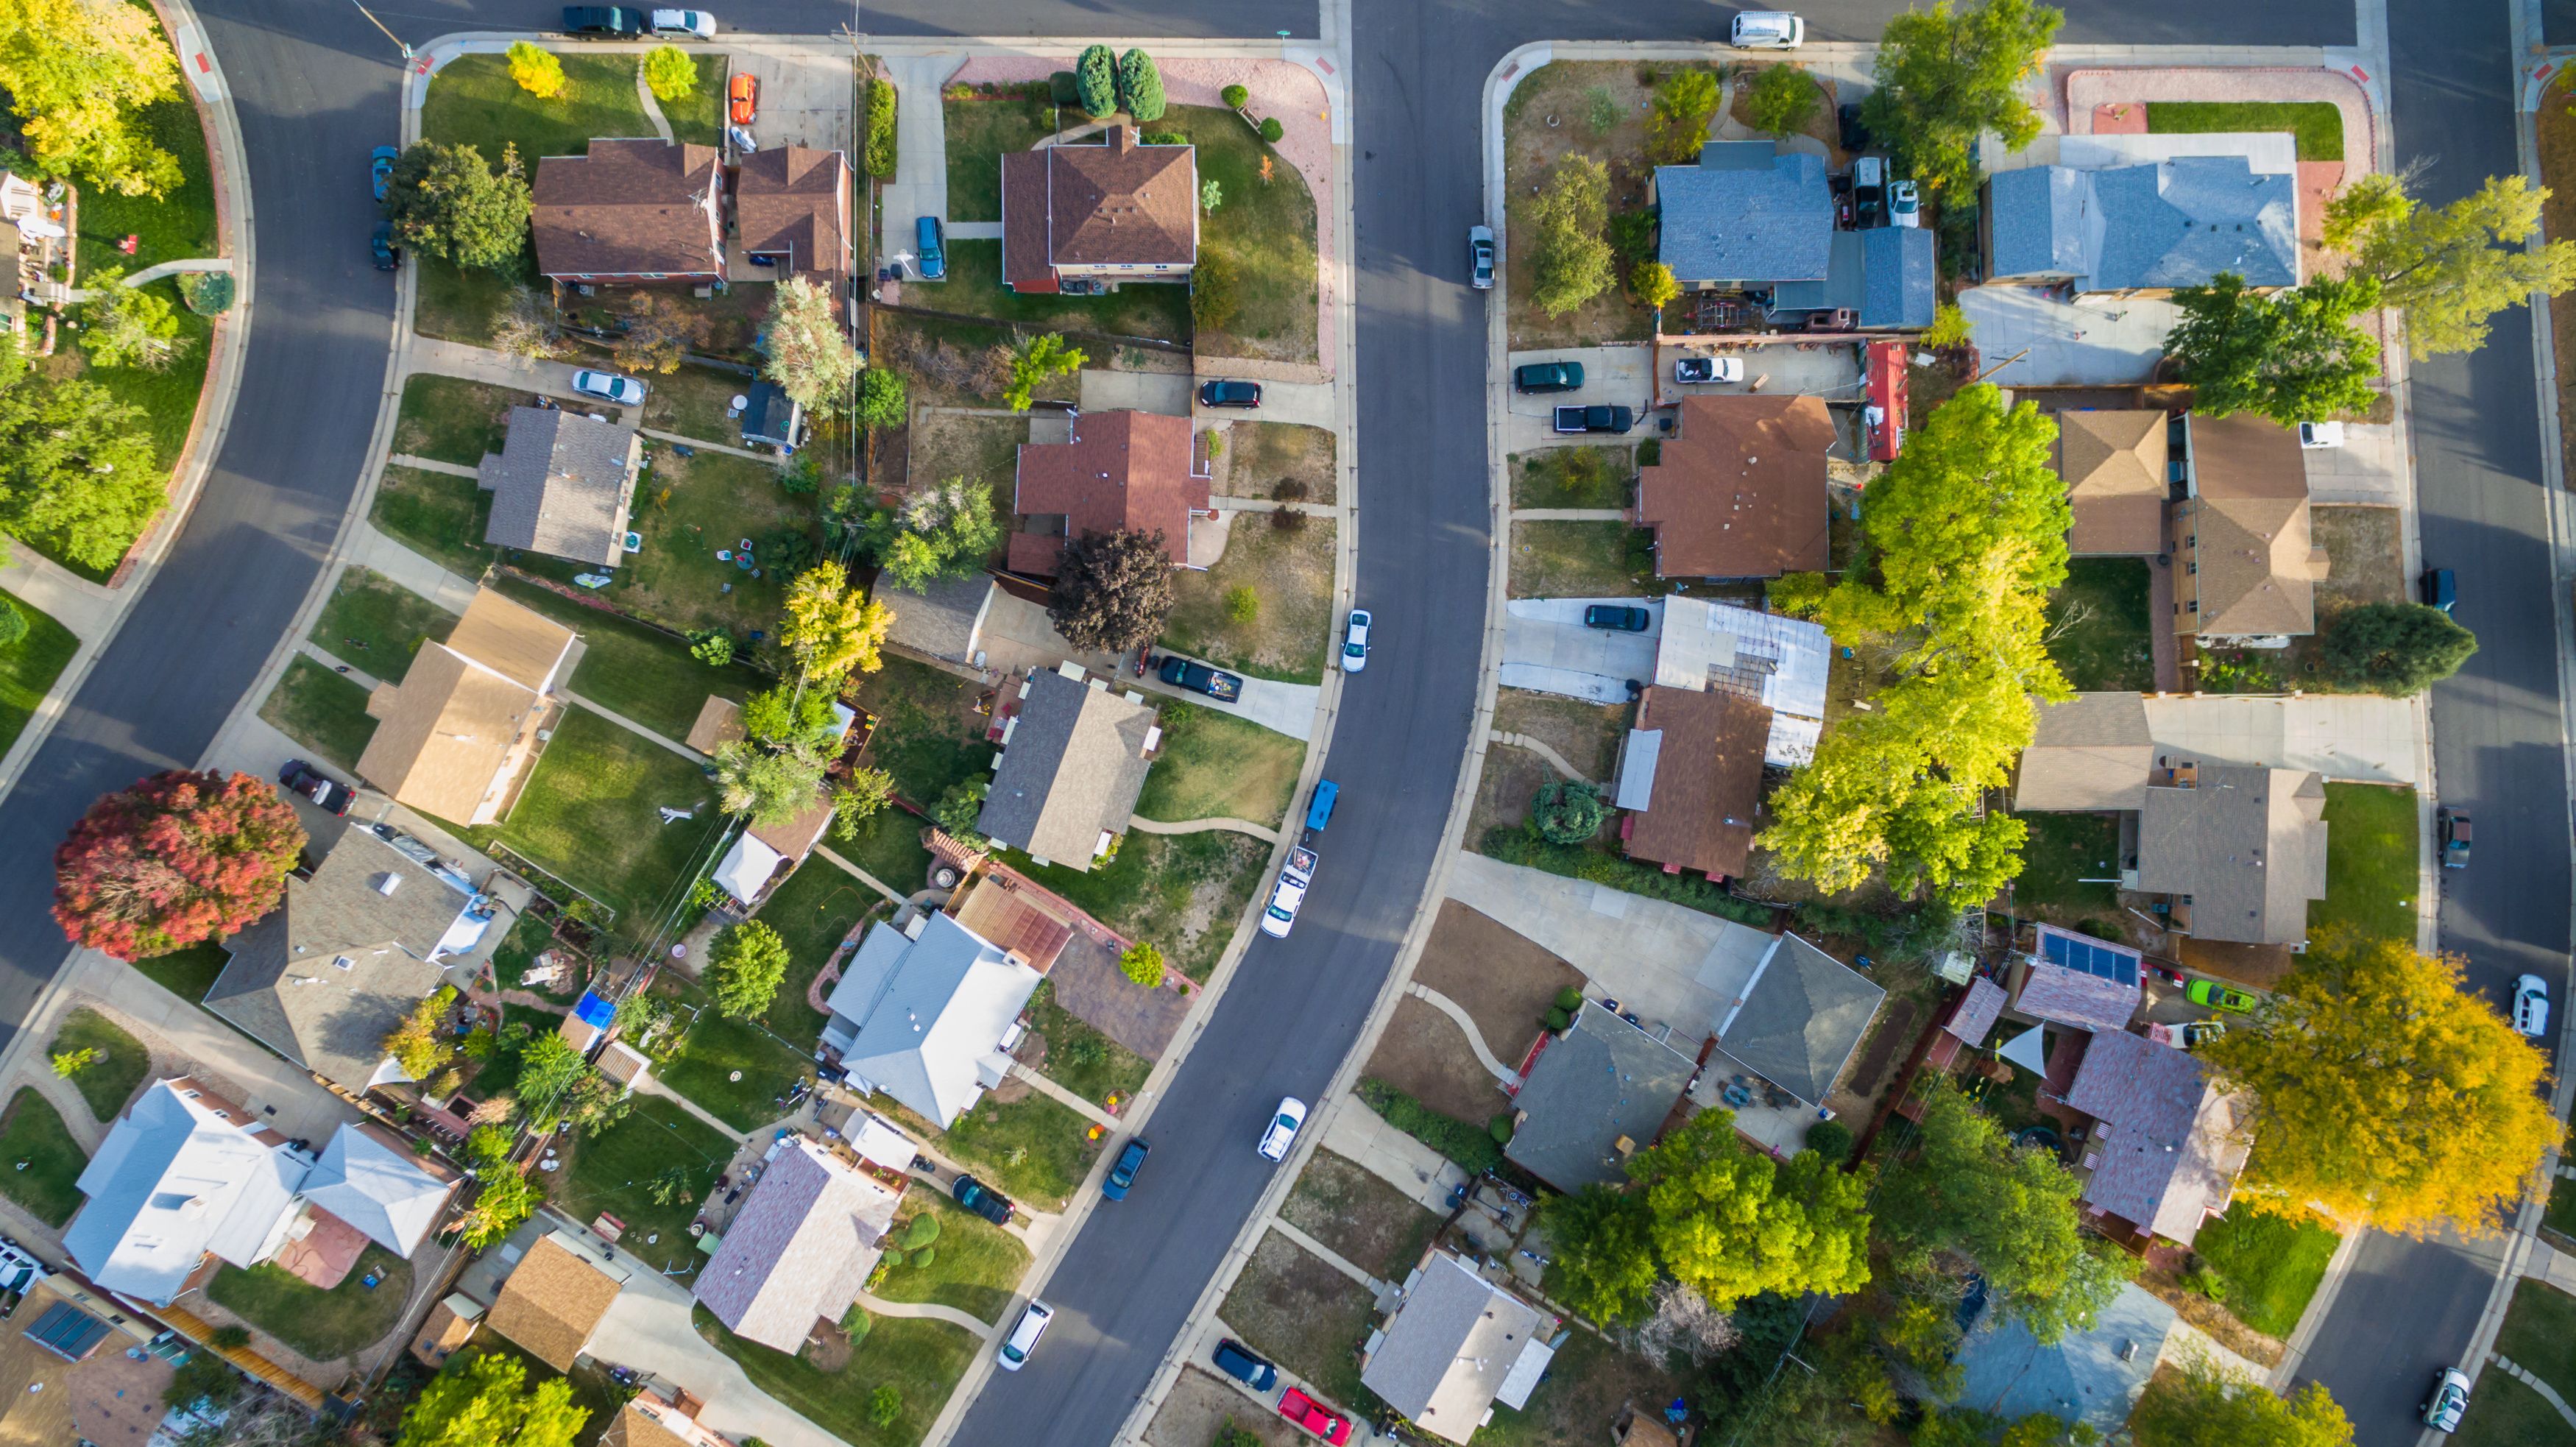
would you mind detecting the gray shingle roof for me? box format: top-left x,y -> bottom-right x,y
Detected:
2135,765 -> 2327,944
1361,1253 -> 1555,1443
977,668 -> 1157,869
1655,149 -> 1833,285
1989,155 -> 2297,292
1504,1002 -> 1696,1192
1769,228 -> 1936,328
818,914 -> 1044,1127
1716,933 -> 1885,1105
883,572 -> 996,665
478,407 -> 640,566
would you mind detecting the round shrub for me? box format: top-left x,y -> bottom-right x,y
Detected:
1804,1118 -> 1854,1163
180,271 -> 235,315
1488,1113 -> 1516,1144
1531,779 -> 1606,845
1222,83 -> 1249,110
903,1211 -> 941,1249
0,598 -> 25,649
909,1245 -> 935,1270
1075,45 -> 1117,118
1554,986 -> 1584,1012
1049,71 -> 1080,107
1543,1006 -> 1572,1033
1257,116 -> 1284,144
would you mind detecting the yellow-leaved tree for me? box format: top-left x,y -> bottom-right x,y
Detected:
0,0 -> 183,196
779,565 -> 891,684
2201,929 -> 2561,1234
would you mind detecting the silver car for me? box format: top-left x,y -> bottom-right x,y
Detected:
1468,225 -> 1495,289
2421,1367 -> 2469,1433
571,369 -> 645,406
1258,1097 -> 1308,1162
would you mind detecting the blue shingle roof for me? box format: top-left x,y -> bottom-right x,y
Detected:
1655,150 -> 1833,284
1766,227 -> 1934,329
1989,155 -> 2296,291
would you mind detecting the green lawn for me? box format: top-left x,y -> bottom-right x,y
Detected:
1023,980 -> 1151,1105
695,1304 -> 977,1447
422,52 -> 654,163
206,1245 -> 411,1362
1170,106 -> 1320,363
2146,101 -> 2345,162
2311,782 -> 2419,944
372,465 -> 498,580
944,96 -> 1056,223
2192,1209 -> 2340,1339
1016,829 -> 1268,982
640,363 -> 758,442
0,590 -> 78,761
312,566 -> 457,669
1134,699 -> 1303,827
481,704 -> 721,926
1510,446 -> 1633,509
75,92 -> 219,276
654,985 -> 815,1131
2047,557 -> 2156,692
603,449 -> 811,639
412,250 -> 542,347
131,939 -> 231,1002
259,656 -> 378,769
0,1090 -> 87,1227
491,576 -> 762,742
1507,520 -> 1659,598
490,910 -> 581,1002
664,55 -> 730,146
49,1008 -> 149,1123
553,1094 -> 734,1275
754,857 -> 882,1041
871,1192 -> 1032,1324
2011,811 -> 2125,919
2455,1369 -> 2575,1447
2469,1279 -> 2576,1447
931,1089 -> 1103,1211
835,806 -> 934,897
927,238 -> 1193,342
851,657 -> 999,810
2550,1172 -> 2576,1243
1162,517 -> 1334,684
394,374 -> 520,466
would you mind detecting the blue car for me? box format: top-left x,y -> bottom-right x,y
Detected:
1101,1138 -> 1150,1200
370,145 -> 399,202
915,215 -> 946,280
1304,779 -> 1339,835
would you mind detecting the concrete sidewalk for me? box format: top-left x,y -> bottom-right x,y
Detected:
1318,1093 -> 1470,1216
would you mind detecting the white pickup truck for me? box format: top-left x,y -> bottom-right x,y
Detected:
1261,846 -> 1318,938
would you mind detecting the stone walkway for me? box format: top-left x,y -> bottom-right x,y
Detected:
1406,983 -> 1515,1085
1488,729 -> 1594,785
1128,815 -> 1285,845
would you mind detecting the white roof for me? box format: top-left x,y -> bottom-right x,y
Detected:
1652,598 -> 1831,765
820,915 -> 1044,1127
846,1112 -> 916,1172
301,1124 -> 456,1256
63,1082 -> 308,1305
714,831 -> 786,906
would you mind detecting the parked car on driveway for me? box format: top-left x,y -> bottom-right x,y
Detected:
1585,604 -> 1652,631
1341,609 -> 1371,673
648,9 -> 715,36
562,6 -> 645,35
1512,360 -> 1583,394
728,72 -> 758,125
279,760 -> 354,816
1211,1339 -> 1277,1391
914,215 -> 945,280
370,145 -> 398,202
2422,1367 -> 2470,1433
2514,975 -> 2551,1038
2299,420 -> 2346,449
1674,356 -> 1744,385
2187,979 -> 2258,1014
1257,1097 -> 1307,1162
1158,656 -> 1243,701
1554,404 -> 1634,434
1277,1388 -> 1352,1444
369,222 -> 400,271
1468,224 -> 1495,289
1889,180 -> 1920,227
997,1300 -> 1052,1372
1102,1138 -> 1150,1200
571,369 -> 645,406
2438,806 -> 2471,868
1199,378 -> 1263,408
952,1174 -> 1013,1224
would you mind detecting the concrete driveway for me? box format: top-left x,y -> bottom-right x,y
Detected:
732,51 -> 856,157
1080,367 -> 1192,417
1138,651 -> 1321,741
1498,598 -> 1658,702
584,1245 -> 846,1447
874,54 -> 958,274
1501,345 -> 1653,451
1192,376 -> 1333,428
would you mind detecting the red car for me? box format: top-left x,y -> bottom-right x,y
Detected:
728,72 -> 757,125
1277,1389 -> 1351,1445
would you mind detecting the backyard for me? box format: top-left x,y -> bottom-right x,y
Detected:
1169,105 -> 1319,364
924,238 -> 1193,342
371,465 -> 498,581
1507,520 -> 1657,598
870,310 -> 1084,410
1134,701 -> 1303,827
606,449 -> 814,639
0,590 -> 77,761
259,656 -> 378,769
1161,516 -> 1334,683
1280,1151 -> 1442,1282
870,1192 -> 1031,1325
394,373 -> 523,467
2310,782 -> 2418,944
0,1090 -> 85,1226
205,1246 -> 412,1363
1022,980 -> 1153,1106
1217,1229 -> 1381,1410
754,857 -> 884,1039
640,363 -> 763,443
412,250 -> 539,347
2009,811 -> 2125,924
550,1094 -> 735,1277
835,806 -> 936,898
905,411 -> 1025,495
1473,1325 -> 1689,1447
475,705 -> 721,927
652,980 -> 816,1132
491,576 -> 765,742
1019,830 -> 1268,982
852,657 -> 999,813
943,95 -> 1057,223
695,1303 -> 976,1447
49,1007 -> 149,1122
312,566 -> 457,667
2046,558 -> 2156,692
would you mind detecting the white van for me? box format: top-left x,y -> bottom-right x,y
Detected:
997,1300 -> 1053,1371
1731,12 -> 1805,49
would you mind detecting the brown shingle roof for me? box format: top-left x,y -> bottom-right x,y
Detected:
734,146 -> 851,291
485,1232 -> 626,1371
1012,410 -> 1209,570
1635,395 -> 1834,579
2056,409 -> 2168,556
684,696 -> 745,754
1001,127 -> 1196,286
1622,687 -> 1769,878
533,139 -> 723,279
2181,414 -> 2323,637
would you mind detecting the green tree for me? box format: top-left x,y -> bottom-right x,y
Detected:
1531,779 -> 1605,844
381,989 -> 458,1082
867,1385 -> 902,1428
686,628 -> 734,666
1075,44 -> 1117,117
49,1046 -> 99,1077
1632,1110 -> 1871,1309
2165,272 -> 2382,426
779,565 -> 891,682
2320,173 -> 2409,252
2131,1359 -> 2353,1447
1876,1083 -> 2134,1342
453,1160 -> 540,1248
712,738 -> 832,829
1119,941 -> 1165,988
1004,333 -> 1086,412
507,40 -> 565,99
0,598 -> 23,650
0,0 -> 184,196
397,1351 -> 587,1447
864,74 -> 896,177
383,141 -> 534,273
859,367 -> 908,429
79,280 -> 185,371
2338,174 -> 2576,358
610,290 -> 698,375
740,683 -> 836,744
1222,584 -> 1259,623
1745,65 -> 1819,139
1529,154 -> 1614,317
0,375 -> 162,570
513,1035 -> 588,1122
866,478 -> 1002,592
1047,528 -> 1175,652
709,920 -> 791,1019
1647,70 -> 1723,164
831,768 -> 897,841
932,778 -> 990,845
1861,0 -> 2064,198
1200,178 -> 1224,213
1922,302 -> 1973,350
2317,601 -> 2477,696
1630,260 -> 1680,311
643,45 -> 697,102
0,330 -> 24,392
163,1353 -> 242,1414
762,276 -> 861,410
1540,1184 -> 1660,1323
1115,50 -> 1166,122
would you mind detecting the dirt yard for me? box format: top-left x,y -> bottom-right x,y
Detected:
1164,514 -> 1334,683
1281,1150 -> 1443,1282
905,409 -> 1026,496
1144,1368 -> 1310,1447
1498,690 -> 1627,782
1724,63 -> 1844,157
1468,732 -> 1557,846
1220,420 -> 1337,503
1365,996 -> 1512,1123
1502,60 -> 1663,352
1216,1230 -> 1379,1407
1412,899 -> 1585,1067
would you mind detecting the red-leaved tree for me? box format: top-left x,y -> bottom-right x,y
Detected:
53,770 -> 307,960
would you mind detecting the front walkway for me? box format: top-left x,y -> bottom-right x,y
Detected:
1317,1092 -> 1469,1215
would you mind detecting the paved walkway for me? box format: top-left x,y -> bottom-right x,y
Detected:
1128,815 -> 1285,845
642,427 -> 781,464
1317,1093 -> 1469,1215
1488,729 -> 1593,785
347,523 -> 485,613
634,58 -> 676,142
638,1074 -> 751,1142
814,842 -> 909,902
2491,1353 -> 2576,1430
0,537 -> 118,638
121,256 -> 233,286
1406,983 -> 1515,1085
389,452 -> 481,478
1206,497 -> 1336,518
856,1291 -> 997,1339
1005,1060 -> 1120,1129
874,54 -> 962,272
1509,508 -> 1627,521
1267,1217 -> 1390,1296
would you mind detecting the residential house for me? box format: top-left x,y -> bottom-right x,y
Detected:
0,1276 -> 180,1447
1359,1251 -> 1558,1445
1506,1002 -> 1696,1191
1614,685 -> 1769,880
1650,598 -> 1833,766
2056,410 -> 2173,557
484,1230 -> 629,1371
410,1293 -> 484,1370
694,1137 -> 902,1352
532,139 -> 724,284
711,702 -> 857,907
2170,413 -> 2324,644
1001,125 -> 1197,293
818,911 -> 1045,1128
355,585 -> 579,824
730,146 -> 853,300
946,871 -> 1079,975
1711,932 -> 1886,1110
738,380 -> 806,452
1769,226 -> 1939,330
1652,143 -> 1833,294
1633,395 -> 1834,582
2136,763 -> 2327,946
2006,924 -> 2143,1035
1947,1282 -> 2176,1437
684,695 -> 747,754
605,1387 -> 732,1447
61,1078 -> 310,1306
273,1121 -> 462,1288
884,572 -> 999,670
2011,691 -> 2153,813
978,664 -> 1159,871
1007,409 -> 1213,576
477,407 -> 643,568
2063,1027 -> 2253,1246
1986,133 -> 2299,296
2015,691 -> 2421,812
205,824 -> 494,1094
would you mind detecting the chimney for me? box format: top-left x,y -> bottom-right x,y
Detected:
1107,124 -> 1130,155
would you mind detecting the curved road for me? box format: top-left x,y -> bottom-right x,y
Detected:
0,6 -> 2551,1447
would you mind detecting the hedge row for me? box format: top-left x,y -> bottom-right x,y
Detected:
1479,825 -> 1774,925
865,77 -> 897,178
1357,1080 -> 1504,1175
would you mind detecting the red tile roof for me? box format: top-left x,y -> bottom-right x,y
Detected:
1011,410 -> 1209,572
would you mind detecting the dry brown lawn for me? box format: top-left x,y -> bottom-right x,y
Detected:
1365,996 -> 1511,1123
2544,71 -> 2576,489
1467,738 -> 1554,844
1413,898 -> 1586,1060
2280,504 -> 2403,684
1164,514 -> 1334,683
1496,690 -> 1627,781
1503,61 -> 1660,352
1144,1368 -> 1312,1447
1725,63 -> 1844,156
905,409 -> 1026,496
1280,1150 -> 1443,1282
1220,420 -> 1337,503
1216,1231 -> 1378,1407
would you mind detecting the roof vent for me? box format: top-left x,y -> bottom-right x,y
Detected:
376,874 -> 402,896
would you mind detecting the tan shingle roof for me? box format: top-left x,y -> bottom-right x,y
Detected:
485,1232 -> 626,1371
2182,414 -> 2323,637
684,696 -> 745,753
1635,395 -> 1834,579
2013,692 -> 2153,812
2056,409 -> 2168,556
355,589 -> 574,823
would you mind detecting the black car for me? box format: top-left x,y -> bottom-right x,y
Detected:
369,222 -> 400,272
563,6 -> 645,35
279,760 -> 355,816
1585,604 -> 1652,631
1553,403 -> 1635,434
1837,102 -> 1874,153
2438,806 -> 2471,868
1512,360 -> 1584,394
1211,1338 -> 1278,1391
952,1174 -> 1013,1225
1101,1138 -> 1150,1200
1158,656 -> 1245,701
1198,379 -> 1262,408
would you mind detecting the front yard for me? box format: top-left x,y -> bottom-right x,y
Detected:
1510,445 -> 1633,509
1507,520 -> 1657,598
312,566 -> 457,667
0,590 -> 78,763
2459,1279 -> 2576,1447
2145,100 -> 2344,161
130,939 -> 230,1002
2047,557 -> 2156,692
49,1008 -> 148,1122
1500,61 -> 1660,353
371,465 -> 498,580
2283,505 -> 2405,687
1280,1151 -> 1441,1282
551,1094 -> 734,1276
1217,1229 -> 1379,1411
1220,420 -> 1337,503
1022,979 -> 1152,1107
475,704 -> 720,927
1161,515 -> 1333,684
943,94 -> 1056,223
932,1089 -> 1103,1211
696,1303 -> 977,1447
1465,688 -> 1628,845
2190,1209 -> 2340,1340
0,1090 -> 85,1226
422,52 -> 654,160
1019,830 -> 1269,983
205,1246 -> 411,1363
1170,105 -> 1318,364
2310,782 -> 2418,944
394,374 -> 522,467
869,1192 -> 1031,1325
259,656 -> 378,770
1135,700 -> 1303,827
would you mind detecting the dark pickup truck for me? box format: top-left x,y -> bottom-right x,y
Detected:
563,6 -> 645,34
1158,656 -> 1244,702
1554,404 -> 1635,434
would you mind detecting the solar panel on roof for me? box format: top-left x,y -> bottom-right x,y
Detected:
2037,930 -> 2140,987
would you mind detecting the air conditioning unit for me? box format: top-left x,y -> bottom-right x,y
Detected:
537,729 -> 554,742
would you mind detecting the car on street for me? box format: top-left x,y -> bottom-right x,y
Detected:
1303,779 -> 1339,835
370,222 -> 400,271
1889,179 -> 1920,227
728,72 -> 757,125
1730,10 -> 1805,48
1468,224 -> 1495,289
2422,1367 -> 2470,1433
1261,846 -> 1317,938
1199,378 -> 1263,408
2187,979 -> 2257,1014
952,1174 -> 1013,1224
1674,356 -> 1744,384
278,760 -> 355,816
1341,609 -> 1371,673
563,6 -> 645,35
1277,1388 -> 1352,1444
2421,567 -> 2457,612
571,369 -> 645,406
1554,404 -> 1635,434
2299,420 -> 2346,449
2514,974 -> 2551,1038
1257,1097 -> 1307,1162
914,215 -> 945,280
370,145 -> 398,202
1211,1339 -> 1278,1391
1585,604 -> 1652,631
2438,806 -> 2471,868
1102,1138 -> 1150,1200
1512,360 -> 1583,393
1158,656 -> 1243,701
648,9 -> 715,36
997,1300 -> 1052,1372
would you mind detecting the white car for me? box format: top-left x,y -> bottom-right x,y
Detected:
1889,180 -> 1920,227
2298,420 -> 2346,449
1260,847 -> 1316,938
1258,1097 -> 1308,1162
649,9 -> 715,36
2514,974 -> 2550,1038
997,1300 -> 1052,1371
1731,11 -> 1805,49
2422,1367 -> 2470,1433
570,369 -> 645,406
1341,609 -> 1371,673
